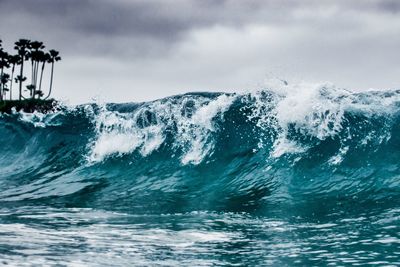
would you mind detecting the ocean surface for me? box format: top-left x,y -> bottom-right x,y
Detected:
1,83 -> 400,266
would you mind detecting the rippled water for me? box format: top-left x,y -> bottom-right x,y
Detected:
0,207 -> 399,266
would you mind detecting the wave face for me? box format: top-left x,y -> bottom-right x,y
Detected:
1,83 -> 400,265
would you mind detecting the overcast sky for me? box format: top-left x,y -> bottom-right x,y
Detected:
0,0 -> 399,104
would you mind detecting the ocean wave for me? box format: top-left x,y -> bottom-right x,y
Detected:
1,83 -> 400,213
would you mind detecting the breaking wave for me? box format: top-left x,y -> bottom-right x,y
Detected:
1,82 -> 400,214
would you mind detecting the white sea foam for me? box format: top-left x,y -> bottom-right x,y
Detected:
328,146 -> 349,165
17,110 -> 64,128
88,94 -> 235,164
249,82 -> 400,158
88,106 -> 166,162
274,82 -> 347,139
180,94 -> 235,164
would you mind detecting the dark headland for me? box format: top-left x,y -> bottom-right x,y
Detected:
0,39 -> 61,114
0,99 -> 58,113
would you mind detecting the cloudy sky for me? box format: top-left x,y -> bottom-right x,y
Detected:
0,0 -> 399,104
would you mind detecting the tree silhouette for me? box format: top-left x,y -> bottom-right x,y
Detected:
0,39 -> 61,104
1,73 -> 10,100
14,39 -> 30,100
25,84 -> 35,98
7,55 -> 19,100
0,48 -> 10,101
45,49 -> 61,100
28,41 -> 46,98
38,52 -> 50,94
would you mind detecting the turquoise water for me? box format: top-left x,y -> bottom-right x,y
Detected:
1,85 -> 400,265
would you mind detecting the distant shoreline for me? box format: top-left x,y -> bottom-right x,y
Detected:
0,99 -> 58,113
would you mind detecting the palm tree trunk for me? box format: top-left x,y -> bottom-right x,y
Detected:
34,60 -> 40,98
33,61 -> 36,99
0,70 -> 2,101
0,67 -> 3,102
35,61 -> 39,86
10,65 -> 15,100
39,62 -> 45,92
19,59 -> 24,101
31,59 -> 34,84
45,62 -> 54,100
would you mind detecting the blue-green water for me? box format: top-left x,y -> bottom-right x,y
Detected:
1,85 -> 400,266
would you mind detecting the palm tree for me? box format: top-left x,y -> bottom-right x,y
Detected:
1,73 -> 10,100
38,52 -> 50,93
25,84 -> 35,98
45,49 -> 61,100
29,41 -> 45,98
7,55 -> 19,100
14,39 -> 31,100
0,49 -> 10,101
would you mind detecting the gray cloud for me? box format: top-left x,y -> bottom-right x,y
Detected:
1,0 -> 398,55
1,1 -> 399,51
0,0 -> 399,103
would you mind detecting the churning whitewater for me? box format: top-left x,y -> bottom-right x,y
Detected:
1,83 -> 400,265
